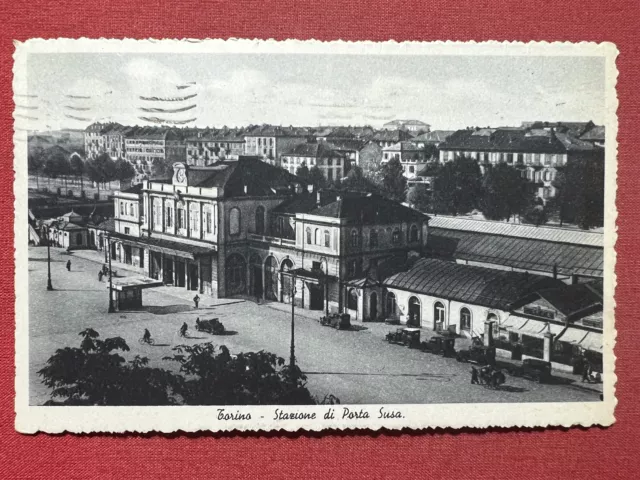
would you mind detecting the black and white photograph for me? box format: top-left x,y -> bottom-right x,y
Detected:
14,39 -> 617,433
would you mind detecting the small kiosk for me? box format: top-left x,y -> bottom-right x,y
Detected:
109,276 -> 164,311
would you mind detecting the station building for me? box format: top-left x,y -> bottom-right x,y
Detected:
107,157 -> 429,315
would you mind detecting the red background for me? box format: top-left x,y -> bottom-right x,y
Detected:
1,1 -> 638,478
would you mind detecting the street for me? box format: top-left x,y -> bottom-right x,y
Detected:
28,246 -> 600,406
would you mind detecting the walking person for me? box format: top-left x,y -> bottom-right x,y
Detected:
98,270 -> 103,282
581,361 -> 591,383
66,260 -> 71,272
193,294 -> 200,309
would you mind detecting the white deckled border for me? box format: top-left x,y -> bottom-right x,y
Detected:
13,38 -> 618,434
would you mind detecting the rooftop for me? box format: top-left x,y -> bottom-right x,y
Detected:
427,226 -> 603,278
428,216 -> 603,247
384,258 -> 564,310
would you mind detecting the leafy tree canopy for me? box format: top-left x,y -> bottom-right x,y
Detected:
481,163 -> 531,221
406,183 -> 431,212
431,156 -> 482,215
115,158 -> 136,182
295,162 -> 310,180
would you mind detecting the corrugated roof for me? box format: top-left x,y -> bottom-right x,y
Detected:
427,227 -> 603,278
384,258 -> 564,310
428,216 -> 603,247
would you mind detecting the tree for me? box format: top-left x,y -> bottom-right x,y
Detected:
87,153 -> 116,196
481,163 -> 530,221
406,183 -> 431,212
377,157 -> 407,202
308,166 -> 327,188
295,162 -> 310,180
522,204 -> 548,227
38,329 -> 179,406
431,156 -> 483,215
166,343 -> 316,405
42,148 -> 71,193
69,155 -> 85,192
150,158 -> 168,179
548,158 -> 604,229
28,152 -> 44,189
38,329 -> 320,406
339,166 -> 379,194
115,158 -> 136,183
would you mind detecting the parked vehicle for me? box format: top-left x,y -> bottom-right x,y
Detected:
509,358 -> 552,383
195,317 -> 225,335
456,344 -> 496,365
385,327 -> 421,348
420,334 -> 456,357
319,313 -> 351,330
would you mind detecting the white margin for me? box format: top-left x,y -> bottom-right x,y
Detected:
13,38 -> 618,434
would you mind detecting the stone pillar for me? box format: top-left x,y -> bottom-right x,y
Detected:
484,320 -> 495,347
543,331 -> 554,362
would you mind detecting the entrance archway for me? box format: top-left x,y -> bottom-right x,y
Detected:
225,253 -> 246,295
76,233 -> 83,245
369,292 -> 378,321
408,296 -> 421,326
308,283 -> 324,310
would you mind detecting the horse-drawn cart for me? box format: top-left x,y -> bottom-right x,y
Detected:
319,313 -> 351,330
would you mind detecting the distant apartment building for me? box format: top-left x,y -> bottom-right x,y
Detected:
382,120 -> 431,133
280,143 -> 348,182
124,127 -> 185,178
381,141 -> 432,179
243,125 -> 309,166
102,124 -> 131,161
438,126 -> 603,201
411,130 -> 455,147
186,128 -> 245,166
84,122 -> 108,160
371,129 -> 413,148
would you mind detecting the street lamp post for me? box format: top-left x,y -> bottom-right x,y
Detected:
290,273 -> 296,369
107,233 -> 115,313
45,226 -> 53,291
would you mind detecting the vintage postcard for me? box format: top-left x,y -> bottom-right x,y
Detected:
14,38 -> 617,433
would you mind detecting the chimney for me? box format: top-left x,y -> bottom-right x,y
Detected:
316,188 -> 323,206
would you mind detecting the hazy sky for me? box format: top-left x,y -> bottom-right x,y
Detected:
19,52 -> 605,131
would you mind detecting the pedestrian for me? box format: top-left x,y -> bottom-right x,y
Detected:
470,366 -> 479,385
98,270 -> 103,282
193,294 -> 200,309
66,260 -> 71,271
103,264 -> 108,276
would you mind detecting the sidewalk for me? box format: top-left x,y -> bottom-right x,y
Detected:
68,248 -> 245,308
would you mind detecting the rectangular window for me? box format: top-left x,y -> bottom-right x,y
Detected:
328,170 -> 333,181
205,211 -> 212,233
177,208 -> 185,229
166,206 -> 173,228
124,227 -> 130,235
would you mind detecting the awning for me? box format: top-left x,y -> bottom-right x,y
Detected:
110,233 -> 216,260
580,332 -> 603,352
500,316 -> 528,330
511,319 -> 563,338
110,275 -> 164,291
287,268 -> 336,283
557,328 -> 589,345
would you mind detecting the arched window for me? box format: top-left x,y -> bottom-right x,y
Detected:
120,202 -> 124,215
434,301 -> 445,324
189,203 -> 200,234
386,292 -> 396,317
229,207 -> 241,236
129,203 -> 134,216
370,229 -> 378,248
460,307 -> 471,331
392,228 -> 401,245
225,253 -> 246,295
488,313 -> 499,335
255,206 -> 265,235
348,288 -> 358,311
324,230 -> 330,248
408,296 -> 421,326
350,229 -> 359,247
410,224 -> 418,243
306,227 -> 312,244
314,228 -> 321,245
